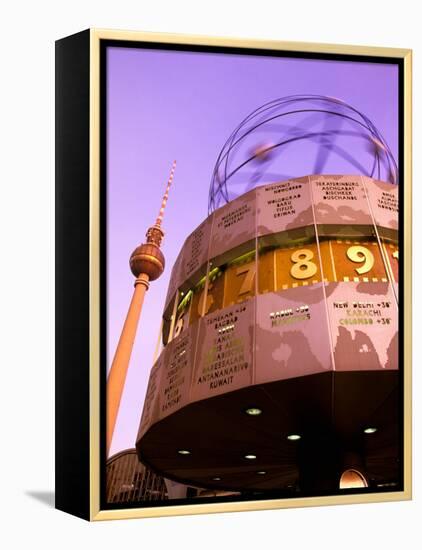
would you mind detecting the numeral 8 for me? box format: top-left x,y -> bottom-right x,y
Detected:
290,249 -> 318,280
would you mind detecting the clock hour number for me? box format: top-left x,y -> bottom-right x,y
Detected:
173,315 -> 185,338
290,249 -> 318,280
236,264 -> 256,295
198,283 -> 214,315
346,245 -> 374,275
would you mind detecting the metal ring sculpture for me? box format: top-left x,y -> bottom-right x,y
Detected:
208,95 -> 398,213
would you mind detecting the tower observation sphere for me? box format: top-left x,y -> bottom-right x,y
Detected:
129,226 -> 166,280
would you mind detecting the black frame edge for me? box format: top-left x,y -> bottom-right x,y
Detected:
55,28 -> 91,521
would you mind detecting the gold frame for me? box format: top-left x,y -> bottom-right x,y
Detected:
88,28 -> 412,521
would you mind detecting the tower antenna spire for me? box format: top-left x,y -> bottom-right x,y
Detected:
156,160 -> 177,227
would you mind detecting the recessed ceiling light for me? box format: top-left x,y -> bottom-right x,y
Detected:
177,449 -> 191,455
287,434 -> 301,441
363,427 -> 377,434
212,477 -> 221,481
245,407 -> 262,416
244,454 -> 257,460
256,471 -> 267,475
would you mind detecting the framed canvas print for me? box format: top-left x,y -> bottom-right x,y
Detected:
55,29 -> 412,521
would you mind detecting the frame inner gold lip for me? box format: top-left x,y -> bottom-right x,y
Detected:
89,28 -> 412,521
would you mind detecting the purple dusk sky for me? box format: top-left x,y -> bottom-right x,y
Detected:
106,45 -> 398,456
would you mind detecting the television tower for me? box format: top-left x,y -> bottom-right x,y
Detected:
107,161 -> 177,456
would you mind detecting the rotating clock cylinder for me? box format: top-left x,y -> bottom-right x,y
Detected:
136,174 -> 399,493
